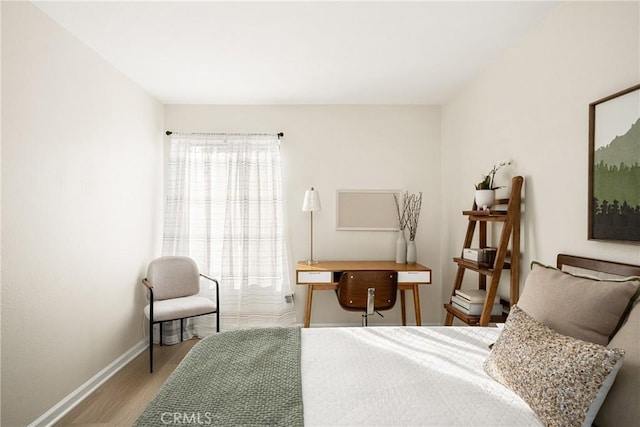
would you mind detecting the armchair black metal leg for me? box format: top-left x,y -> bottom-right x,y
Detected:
180,318 -> 184,342
160,321 -> 163,346
148,287 -> 155,373
149,318 -> 154,373
214,278 -> 220,333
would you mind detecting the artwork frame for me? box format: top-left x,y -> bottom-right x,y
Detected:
336,189 -> 400,231
588,83 -> 640,243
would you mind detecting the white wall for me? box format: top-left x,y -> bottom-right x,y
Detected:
164,105 -> 442,326
1,3 -> 163,425
3,1 -> 639,423
440,1 -> 640,315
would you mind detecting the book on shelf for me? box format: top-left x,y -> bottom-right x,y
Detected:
451,295 -> 502,315
454,289 -> 499,304
451,296 -> 502,316
462,248 -> 497,264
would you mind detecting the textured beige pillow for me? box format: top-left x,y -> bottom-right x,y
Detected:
595,299 -> 640,427
518,262 -> 640,345
484,306 -> 624,427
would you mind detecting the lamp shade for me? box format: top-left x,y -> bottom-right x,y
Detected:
302,187 -> 321,212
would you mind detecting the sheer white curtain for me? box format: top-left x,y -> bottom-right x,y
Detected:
162,133 -> 295,337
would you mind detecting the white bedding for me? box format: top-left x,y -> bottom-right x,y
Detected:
301,326 -> 542,426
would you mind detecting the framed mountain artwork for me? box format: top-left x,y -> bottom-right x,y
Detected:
588,84 -> 640,243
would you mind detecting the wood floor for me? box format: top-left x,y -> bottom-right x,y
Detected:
55,339 -> 199,426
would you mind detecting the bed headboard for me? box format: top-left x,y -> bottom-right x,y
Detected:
557,254 -> 640,279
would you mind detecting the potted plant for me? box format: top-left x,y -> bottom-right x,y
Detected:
475,161 -> 511,209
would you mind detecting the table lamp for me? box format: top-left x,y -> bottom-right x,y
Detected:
302,187 -> 321,265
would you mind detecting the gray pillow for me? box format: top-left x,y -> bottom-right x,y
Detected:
517,262 -> 639,345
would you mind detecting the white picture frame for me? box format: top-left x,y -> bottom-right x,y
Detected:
336,189 -> 400,231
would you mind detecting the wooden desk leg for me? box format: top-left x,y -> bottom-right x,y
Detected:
412,285 -> 422,326
304,284 -> 313,328
400,290 -> 407,326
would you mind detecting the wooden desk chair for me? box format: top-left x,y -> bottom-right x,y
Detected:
336,270 -> 398,326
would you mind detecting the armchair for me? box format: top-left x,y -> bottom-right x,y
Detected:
141,256 -> 219,372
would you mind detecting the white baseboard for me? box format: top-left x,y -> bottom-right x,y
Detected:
29,338 -> 148,427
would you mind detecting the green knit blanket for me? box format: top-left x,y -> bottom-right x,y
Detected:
134,327 -> 303,427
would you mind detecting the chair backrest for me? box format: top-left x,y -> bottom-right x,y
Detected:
337,270 -> 398,312
147,256 -> 200,300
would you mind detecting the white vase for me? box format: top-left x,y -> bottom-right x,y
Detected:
475,189 -> 495,210
395,230 -> 407,263
406,240 -> 417,264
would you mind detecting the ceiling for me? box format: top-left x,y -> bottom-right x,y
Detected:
34,1 -> 558,105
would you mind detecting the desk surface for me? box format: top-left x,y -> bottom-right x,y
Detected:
296,260 -> 430,272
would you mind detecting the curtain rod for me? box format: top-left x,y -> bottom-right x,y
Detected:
165,131 -> 284,139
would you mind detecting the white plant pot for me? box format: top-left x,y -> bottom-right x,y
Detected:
475,189 -> 495,210
395,230 -> 407,264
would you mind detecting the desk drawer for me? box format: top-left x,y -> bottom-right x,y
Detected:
398,271 -> 431,283
297,271 -> 332,283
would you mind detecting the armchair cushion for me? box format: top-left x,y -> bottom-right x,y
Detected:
145,296 -> 217,322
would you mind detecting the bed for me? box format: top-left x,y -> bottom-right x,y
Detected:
134,254 -> 640,427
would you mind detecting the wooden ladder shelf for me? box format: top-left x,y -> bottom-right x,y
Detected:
444,176 -> 523,326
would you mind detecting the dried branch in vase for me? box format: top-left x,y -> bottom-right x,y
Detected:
405,192 -> 423,241
393,192 -> 410,230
